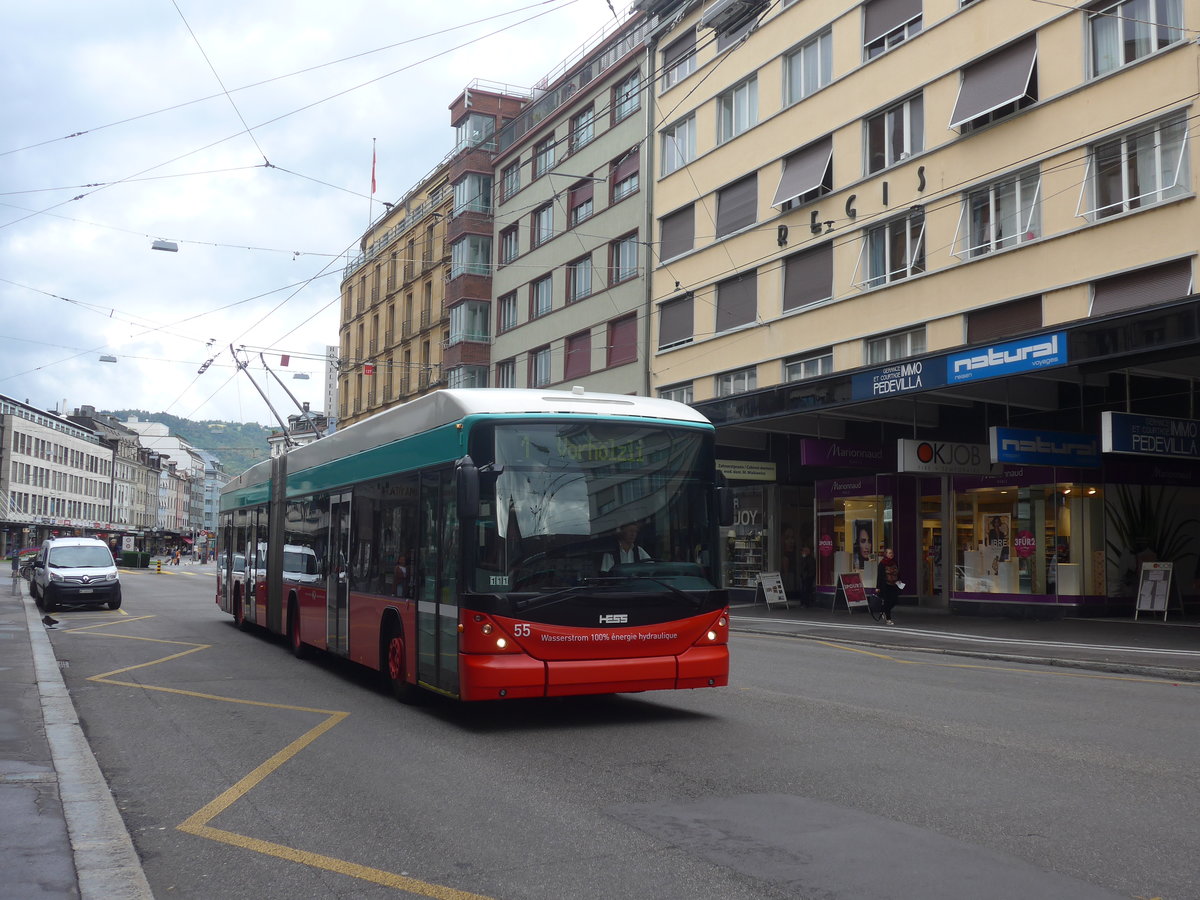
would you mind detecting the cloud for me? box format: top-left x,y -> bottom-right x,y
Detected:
1,0 -> 612,425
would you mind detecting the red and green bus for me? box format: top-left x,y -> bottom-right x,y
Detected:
216,388 -> 731,701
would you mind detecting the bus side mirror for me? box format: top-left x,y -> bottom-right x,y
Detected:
716,472 -> 734,527
457,455 -> 480,520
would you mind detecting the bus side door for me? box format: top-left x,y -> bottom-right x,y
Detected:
326,491 -> 352,656
417,469 -> 459,695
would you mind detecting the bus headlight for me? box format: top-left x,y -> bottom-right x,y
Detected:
481,623 -> 493,635
496,637 -> 507,649
706,630 -> 718,641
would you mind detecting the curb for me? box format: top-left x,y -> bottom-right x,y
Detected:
731,624 -> 1200,683
22,590 -> 154,900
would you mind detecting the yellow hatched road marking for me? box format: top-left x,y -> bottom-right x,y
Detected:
66,616 -> 494,899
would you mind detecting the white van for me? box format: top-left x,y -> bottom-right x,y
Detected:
31,537 -> 122,613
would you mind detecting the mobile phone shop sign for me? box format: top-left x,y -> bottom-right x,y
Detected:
1102,412 -> 1200,460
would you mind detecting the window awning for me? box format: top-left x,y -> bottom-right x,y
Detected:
863,0 -> 921,46
771,136 -> 832,207
949,37 -> 1037,129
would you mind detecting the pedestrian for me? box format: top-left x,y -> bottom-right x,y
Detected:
876,547 -> 901,625
797,544 -> 816,608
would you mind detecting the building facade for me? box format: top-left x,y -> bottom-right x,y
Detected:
638,0 -> 1199,612
1,394 -> 117,554
337,153 -> 456,426
487,14 -> 654,394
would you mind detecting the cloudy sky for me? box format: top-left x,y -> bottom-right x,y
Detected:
1,0 -> 619,426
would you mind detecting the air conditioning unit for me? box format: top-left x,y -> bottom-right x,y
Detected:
698,0 -> 768,32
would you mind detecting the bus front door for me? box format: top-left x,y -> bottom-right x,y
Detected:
326,492 -> 351,655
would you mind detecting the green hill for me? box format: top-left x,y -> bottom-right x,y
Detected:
107,410 -> 272,477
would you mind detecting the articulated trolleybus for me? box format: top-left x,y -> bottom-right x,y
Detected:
217,388 -> 730,701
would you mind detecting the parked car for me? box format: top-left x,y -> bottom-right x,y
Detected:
31,537 -> 122,613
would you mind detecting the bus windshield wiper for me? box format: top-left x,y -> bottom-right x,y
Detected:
593,574 -> 703,609
512,584 -> 591,612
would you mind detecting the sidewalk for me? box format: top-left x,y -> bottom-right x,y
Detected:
0,571 -> 152,900
730,600 -> 1200,681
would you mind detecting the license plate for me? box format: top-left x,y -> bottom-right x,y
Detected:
78,588 -> 93,594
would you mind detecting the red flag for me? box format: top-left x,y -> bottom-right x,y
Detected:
280,354 -> 290,367
371,143 -> 377,195
364,363 -> 375,376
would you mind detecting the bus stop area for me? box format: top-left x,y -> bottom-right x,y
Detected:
3,565 -> 1198,899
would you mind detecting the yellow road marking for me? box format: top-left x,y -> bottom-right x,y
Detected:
64,613 -> 495,899
741,632 -> 1198,687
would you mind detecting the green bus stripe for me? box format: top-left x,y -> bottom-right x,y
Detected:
285,423 -> 464,498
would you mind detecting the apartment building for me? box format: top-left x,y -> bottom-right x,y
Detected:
338,158 -> 455,426
487,14 -> 653,393
641,0 -> 1199,613
0,395 -> 117,553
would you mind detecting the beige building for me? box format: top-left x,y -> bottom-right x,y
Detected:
641,0 -> 1199,613
338,157 -> 454,426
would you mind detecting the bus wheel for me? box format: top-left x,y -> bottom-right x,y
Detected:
384,625 -> 421,704
287,600 -> 310,660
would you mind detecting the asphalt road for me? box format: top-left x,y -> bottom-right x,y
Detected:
46,568 -> 1197,900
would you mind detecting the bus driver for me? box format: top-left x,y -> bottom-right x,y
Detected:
600,521 -> 651,573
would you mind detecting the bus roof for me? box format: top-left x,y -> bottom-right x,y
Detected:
223,388 -> 711,500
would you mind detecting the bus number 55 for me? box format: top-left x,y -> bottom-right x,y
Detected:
513,623 -> 531,637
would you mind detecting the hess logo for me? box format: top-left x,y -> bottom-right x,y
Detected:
599,614 -> 628,624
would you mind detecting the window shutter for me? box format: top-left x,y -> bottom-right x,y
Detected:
613,147 -> 640,183
658,294 -> 694,348
949,37 -> 1037,128
863,0 -> 921,45
772,136 -> 833,207
716,174 -> 757,237
1091,259 -> 1193,316
966,296 -> 1042,343
783,243 -> 833,311
716,272 -> 757,332
659,205 -> 695,261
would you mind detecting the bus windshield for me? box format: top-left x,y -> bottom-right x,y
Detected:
470,422 -> 719,599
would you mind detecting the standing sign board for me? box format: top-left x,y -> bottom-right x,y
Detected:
756,572 -> 788,608
837,572 -> 869,612
1134,561 -> 1174,621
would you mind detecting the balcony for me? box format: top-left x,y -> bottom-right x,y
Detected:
400,375 -> 411,396
445,272 -> 492,306
420,309 -> 432,330
385,329 -> 394,346
449,145 -> 495,183
369,339 -> 378,355
402,320 -> 413,338
447,210 -> 493,244
442,339 -> 491,370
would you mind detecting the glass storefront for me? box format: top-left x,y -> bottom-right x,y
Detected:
946,478 -> 1106,601
815,476 -> 894,591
